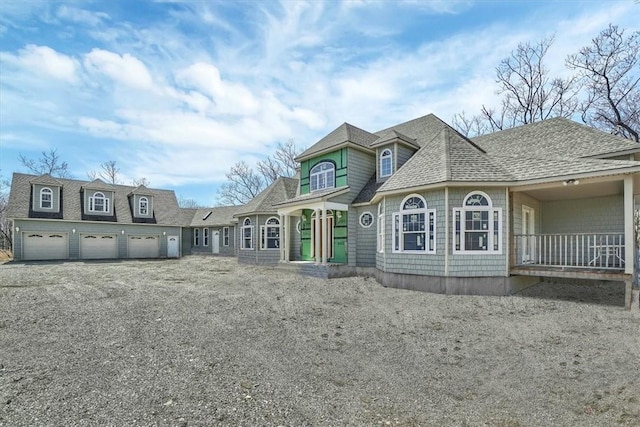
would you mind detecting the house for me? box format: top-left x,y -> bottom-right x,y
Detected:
245,114 -> 639,302
6,113 -> 639,307
182,206 -> 242,257
7,173 -> 185,260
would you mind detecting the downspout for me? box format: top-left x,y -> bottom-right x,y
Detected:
505,187 -> 510,278
255,214 -> 259,264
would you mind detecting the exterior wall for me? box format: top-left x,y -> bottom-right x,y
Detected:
220,226 -> 236,256
12,219 -> 179,261
298,209 -> 348,263
396,145 -> 415,172
447,187 -> 508,277
299,149 -> 347,196
182,227 -> 192,255
290,218 -> 302,261
541,195 -> 624,233
191,227 -> 211,253
354,206 -> 377,267
32,184 -> 61,213
237,214 -> 281,265
330,148 -> 375,205
376,189 -> 446,276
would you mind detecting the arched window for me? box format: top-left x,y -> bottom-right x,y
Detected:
310,162 -> 335,192
89,191 -> 109,213
139,197 -> 149,216
380,149 -> 393,177
454,191 -> 502,253
392,194 -> 436,253
261,217 -> 280,250
40,187 -> 53,209
241,218 -> 253,250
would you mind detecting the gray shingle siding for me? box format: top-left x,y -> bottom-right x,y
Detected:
237,214 -> 281,265
541,195 -> 624,234
396,145 -> 415,172
345,148 -> 376,202
511,193 -> 541,236
355,207 -> 376,267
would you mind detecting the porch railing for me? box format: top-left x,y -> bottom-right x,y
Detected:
513,233 -> 625,270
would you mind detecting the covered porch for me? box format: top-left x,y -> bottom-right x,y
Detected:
509,174 -> 636,307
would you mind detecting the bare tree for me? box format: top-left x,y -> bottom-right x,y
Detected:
566,24 -> 640,141
216,161 -> 265,206
131,177 -> 151,187
0,172 -> 12,250
217,140 -> 303,205
177,195 -> 202,208
87,160 -> 122,184
451,111 -> 490,137
452,35 -> 578,136
18,149 -> 71,178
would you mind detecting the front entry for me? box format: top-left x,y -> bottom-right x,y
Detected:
212,231 -> 220,254
522,205 -> 536,263
311,212 -> 334,259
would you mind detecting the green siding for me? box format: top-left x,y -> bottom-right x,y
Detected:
300,149 -> 347,195
299,209 -> 347,263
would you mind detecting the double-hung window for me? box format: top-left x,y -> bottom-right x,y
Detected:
223,227 -> 230,246
40,187 -> 53,209
392,195 -> 436,253
380,149 -> 393,177
203,228 -> 209,246
89,191 -> 109,213
241,218 -> 253,250
139,197 -> 149,216
453,191 -> 502,253
260,217 -> 280,250
194,228 -> 200,246
310,162 -> 335,192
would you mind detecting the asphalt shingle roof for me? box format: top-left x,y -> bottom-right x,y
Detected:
233,177 -> 299,216
190,206 -> 243,227
296,123 -> 380,160
8,173 -> 184,226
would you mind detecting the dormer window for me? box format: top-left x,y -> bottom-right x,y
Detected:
89,192 -> 109,213
139,197 -> 149,216
40,187 -> 53,209
310,162 -> 335,192
380,149 -> 393,177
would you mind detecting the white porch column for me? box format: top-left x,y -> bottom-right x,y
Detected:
624,175 -> 633,275
284,214 -> 291,262
321,207 -> 328,264
314,208 -> 321,264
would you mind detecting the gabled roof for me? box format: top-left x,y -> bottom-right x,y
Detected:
296,123 -> 379,161
274,185 -> 350,208
233,177 -> 299,217
82,178 -> 115,191
128,184 -> 154,196
473,117 -> 640,159
352,175 -> 382,205
29,173 -> 64,186
7,173 -> 184,226
190,205 -> 243,227
370,129 -> 419,149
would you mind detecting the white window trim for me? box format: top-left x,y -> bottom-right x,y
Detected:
380,148 -> 393,178
392,194 -> 436,254
203,228 -> 209,246
139,196 -> 149,216
223,227 -> 230,246
89,191 -> 109,213
40,187 -> 53,209
310,161 -> 335,192
377,201 -> 385,253
260,217 -> 280,250
359,211 -> 374,228
241,218 -> 253,250
194,228 -> 200,246
453,191 -> 503,254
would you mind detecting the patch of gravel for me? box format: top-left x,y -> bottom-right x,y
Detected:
0,256 -> 638,426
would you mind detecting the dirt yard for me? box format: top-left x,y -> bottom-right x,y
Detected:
0,256 -> 638,426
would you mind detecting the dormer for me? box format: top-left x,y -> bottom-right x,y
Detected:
81,179 -> 117,222
29,174 -> 63,219
370,130 -> 419,183
128,185 -> 156,223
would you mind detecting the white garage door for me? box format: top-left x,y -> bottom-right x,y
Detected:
128,235 -> 160,258
23,232 -> 68,261
80,234 -> 118,259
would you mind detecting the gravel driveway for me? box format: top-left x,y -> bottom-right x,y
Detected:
1,256 -> 638,426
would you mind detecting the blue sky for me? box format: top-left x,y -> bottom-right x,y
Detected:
1,0 -> 638,206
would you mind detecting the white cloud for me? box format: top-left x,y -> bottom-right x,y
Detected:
3,44 -> 79,83
84,49 -> 154,90
56,5 -> 110,26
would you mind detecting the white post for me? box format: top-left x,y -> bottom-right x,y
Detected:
624,176 -> 633,274
284,214 -> 291,262
322,207 -> 328,264
279,214 -> 285,262
314,208 -> 321,264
